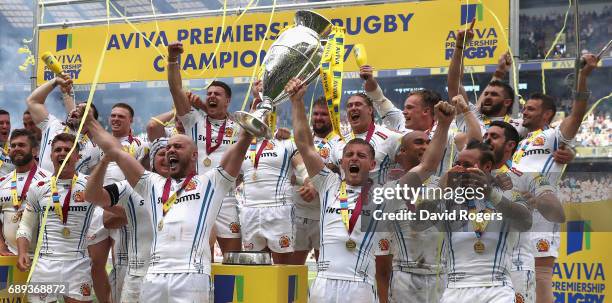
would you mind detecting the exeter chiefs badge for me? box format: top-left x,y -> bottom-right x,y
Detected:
225,127 -> 234,137
536,239 -> 550,252
378,239 -> 390,252
319,147 -> 330,159
515,293 -> 525,303
533,136 -> 545,146
74,191 -> 85,202
279,235 -> 291,248
229,222 -> 241,233
80,283 -> 92,296
265,141 -> 275,150
185,180 -> 197,191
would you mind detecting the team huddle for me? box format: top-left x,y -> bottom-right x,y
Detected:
0,28 -> 600,303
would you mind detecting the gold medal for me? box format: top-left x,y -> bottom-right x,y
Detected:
203,158 -> 212,167
11,214 -> 19,223
474,240 -> 485,253
158,219 -> 164,231
62,227 -> 71,238
345,239 -> 357,250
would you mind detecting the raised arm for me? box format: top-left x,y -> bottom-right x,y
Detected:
447,30 -> 472,103
452,95 -> 482,149
220,129 -> 253,177
84,156 -> 112,207
167,42 -> 190,116
26,75 -> 73,125
559,53 -> 598,140
147,110 -> 175,142
84,106 -> 144,187
286,78 -> 325,177
403,101 -> 455,185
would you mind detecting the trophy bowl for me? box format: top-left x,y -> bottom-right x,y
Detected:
234,10 -> 332,139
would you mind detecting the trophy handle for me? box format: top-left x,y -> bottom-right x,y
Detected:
234,105 -> 274,139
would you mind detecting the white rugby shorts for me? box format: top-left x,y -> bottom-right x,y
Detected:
239,205 -> 295,253
28,257 -> 93,303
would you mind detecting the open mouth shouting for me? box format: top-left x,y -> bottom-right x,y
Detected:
167,153 -> 179,170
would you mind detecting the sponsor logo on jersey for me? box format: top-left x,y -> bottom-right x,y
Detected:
74,190 -> 85,202
185,180 -> 197,192
537,238 -> 550,252
80,283 -> 91,296
156,192 -> 201,205
319,147 -> 330,159
279,235 -> 291,248
533,136 -> 545,146
325,207 -> 371,217
378,239 -> 390,251
225,127 -> 234,137
229,222 -> 240,233
524,148 -> 551,156
42,205 -> 89,212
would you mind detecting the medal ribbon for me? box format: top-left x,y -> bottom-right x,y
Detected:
0,142 -> 8,168
467,199 -> 495,239
250,139 -> 269,170
50,175 -> 78,224
126,133 -> 136,157
11,165 -> 37,210
339,180 -> 367,235
319,26 -> 346,140
315,132 -> 336,151
512,129 -> 543,164
161,173 -> 195,216
205,117 -> 227,157
498,160 -> 514,174
482,115 -> 511,128
350,121 -> 375,143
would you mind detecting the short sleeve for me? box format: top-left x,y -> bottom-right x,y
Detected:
133,171 -> 163,199
310,166 -> 339,194
178,108 -> 205,135
37,114 -> 61,133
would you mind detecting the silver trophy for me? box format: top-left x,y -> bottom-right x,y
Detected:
234,10 -> 332,139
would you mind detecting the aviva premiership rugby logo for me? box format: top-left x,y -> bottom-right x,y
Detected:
44,33 -> 83,81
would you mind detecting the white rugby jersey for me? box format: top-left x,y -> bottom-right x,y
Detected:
493,165 -> 554,272
443,197 -> 518,288
108,180 -> 153,276
330,123 -> 402,185
456,103 -> 528,138
513,126 -> 570,180
0,145 -> 15,176
133,168 -> 235,274
385,177 -> 446,275
311,167 -> 390,285
239,139 -> 297,207
179,108 -> 240,175
37,114 -> 101,174
313,133 -> 343,165
104,135 -> 148,184
20,173 -> 95,260
0,168 -> 49,254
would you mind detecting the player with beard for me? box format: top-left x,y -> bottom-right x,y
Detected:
0,110 -> 14,176
415,141 -> 532,303
167,42 -> 242,254
288,97 -> 343,265
513,54 -> 598,303
0,129 -> 48,256
484,121 -> 564,303
375,99 -> 457,303
23,111 -> 43,144
287,78 -> 401,302
16,133 -> 96,303
25,75 -> 101,174
359,67 -> 482,176
85,138 -> 169,303
83,102 -> 252,302
328,91 -> 403,186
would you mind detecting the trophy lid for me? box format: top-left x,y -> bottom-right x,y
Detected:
295,10 -> 332,38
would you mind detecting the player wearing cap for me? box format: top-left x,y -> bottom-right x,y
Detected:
0,129 -> 48,256
84,102 -> 252,302
167,42 -> 242,254
16,133 -> 96,303
25,75 -> 101,175
512,54 -> 597,303
85,138 -> 170,302
485,121 -> 564,303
